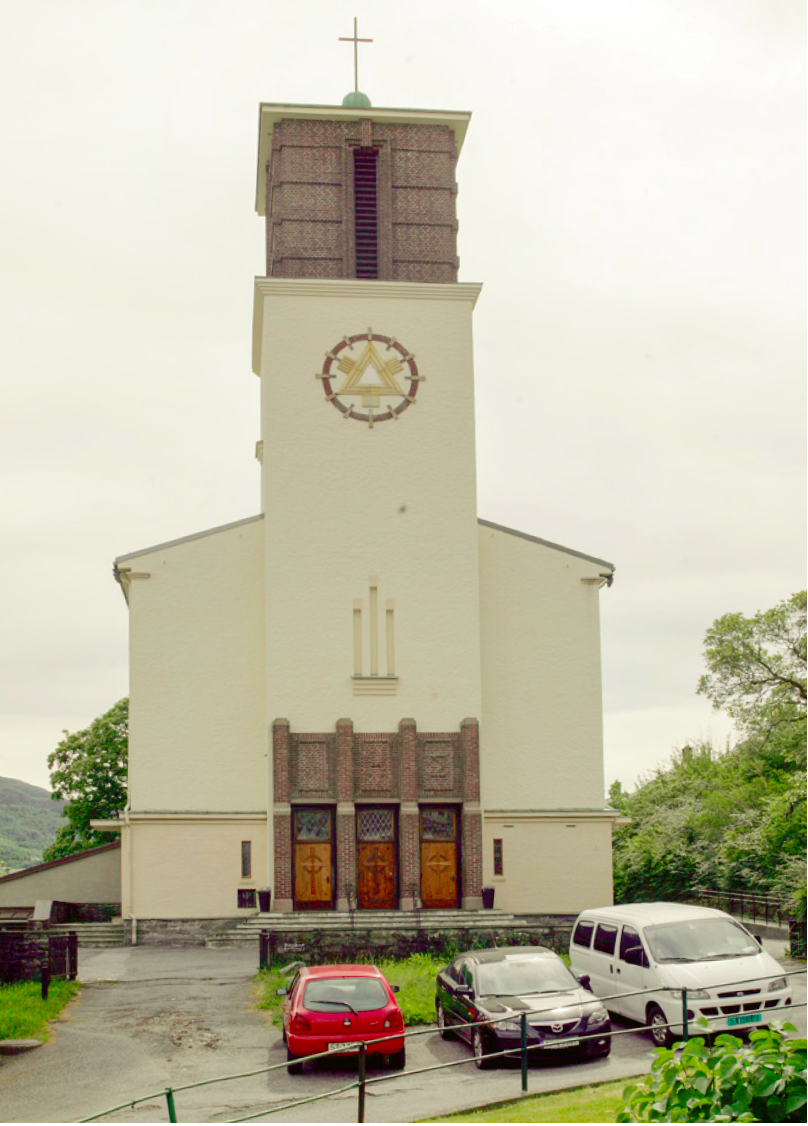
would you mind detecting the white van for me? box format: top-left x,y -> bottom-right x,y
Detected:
569,903 -> 792,1046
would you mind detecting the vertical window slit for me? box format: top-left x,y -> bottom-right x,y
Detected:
354,148 -> 379,279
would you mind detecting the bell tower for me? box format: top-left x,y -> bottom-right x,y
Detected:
253,91 -> 484,913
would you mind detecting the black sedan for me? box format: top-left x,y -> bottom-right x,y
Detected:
435,946 -> 611,1068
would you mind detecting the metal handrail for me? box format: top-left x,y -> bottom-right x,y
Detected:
78,968 -> 806,1124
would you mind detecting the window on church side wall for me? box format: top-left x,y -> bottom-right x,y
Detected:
353,148 -> 379,278
493,838 -> 503,876
241,840 -> 252,879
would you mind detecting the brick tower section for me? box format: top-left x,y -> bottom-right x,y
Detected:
398,718 -> 419,910
335,718 -> 356,911
272,719 -> 293,911
460,718 -> 483,910
264,118 -> 459,282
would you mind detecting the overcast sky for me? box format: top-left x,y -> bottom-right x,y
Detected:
1,0 -> 804,795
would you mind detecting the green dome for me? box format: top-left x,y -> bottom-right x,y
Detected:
342,90 -> 372,108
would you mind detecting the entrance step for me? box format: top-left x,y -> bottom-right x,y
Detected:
50,922 -> 126,947
207,909 -> 532,947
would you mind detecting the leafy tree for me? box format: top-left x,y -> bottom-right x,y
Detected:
42,699 -> 128,861
699,592 -> 806,768
612,594 -> 806,907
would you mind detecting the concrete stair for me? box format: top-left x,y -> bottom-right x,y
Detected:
50,922 -> 126,947
207,909 -> 531,947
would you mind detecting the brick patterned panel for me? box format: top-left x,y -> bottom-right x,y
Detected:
461,807 -> 483,900
336,720 -> 354,803
279,258 -> 344,277
392,261 -> 457,283
274,809 -> 292,900
383,123 -> 456,152
399,809 -> 420,904
273,720 -> 290,803
336,811 -> 357,905
354,734 -> 399,799
391,149 -> 455,188
290,734 -> 336,799
461,719 -> 480,803
417,734 -> 462,799
277,221 -> 343,256
393,224 -> 457,263
399,719 -> 418,803
276,183 -> 343,219
392,187 -> 457,225
265,117 -> 459,283
280,145 -> 343,182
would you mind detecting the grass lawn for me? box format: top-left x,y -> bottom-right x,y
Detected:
0,980 -> 81,1041
425,1079 -> 626,1122
257,952 -> 446,1026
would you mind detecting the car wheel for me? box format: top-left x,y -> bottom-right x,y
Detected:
648,1004 -> 674,1048
436,1001 -> 452,1040
286,1046 -> 304,1075
472,1026 -> 494,1070
388,1046 -> 406,1069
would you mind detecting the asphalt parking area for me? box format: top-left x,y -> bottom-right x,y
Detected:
0,946 -> 803,1123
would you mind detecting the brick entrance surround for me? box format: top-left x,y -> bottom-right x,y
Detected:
272,717 -> 482,912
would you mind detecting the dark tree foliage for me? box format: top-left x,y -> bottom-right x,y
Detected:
613,595 -> 806,909
42,699 -> 128,861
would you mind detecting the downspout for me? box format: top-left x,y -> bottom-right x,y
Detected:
124,804 -> 136,945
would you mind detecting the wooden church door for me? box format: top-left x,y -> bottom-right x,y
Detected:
420,807 -> 459,908
293,808 -> 334,910
357,807 -> 397,909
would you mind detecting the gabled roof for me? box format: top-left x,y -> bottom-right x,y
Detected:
0,840 -> 120,885
478,518 -> 615,575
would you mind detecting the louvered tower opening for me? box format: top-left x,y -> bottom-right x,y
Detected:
353,148 -> 379,278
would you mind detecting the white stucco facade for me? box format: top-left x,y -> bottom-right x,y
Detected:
107,98 -> 618,924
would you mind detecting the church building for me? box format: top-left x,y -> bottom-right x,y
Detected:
101,86 -> 618,927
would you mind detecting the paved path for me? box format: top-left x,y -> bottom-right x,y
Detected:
0,945 -> 803,1123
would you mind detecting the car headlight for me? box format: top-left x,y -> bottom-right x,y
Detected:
586,1005 -> 609,1025
669,989 -> 710,1000
768,978 -> 787,992
493,1020 -> 520,1032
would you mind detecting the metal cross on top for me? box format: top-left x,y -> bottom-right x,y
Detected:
339,17 -> 373,92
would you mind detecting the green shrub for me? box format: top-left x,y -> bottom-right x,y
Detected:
618,1022 -> 806,1122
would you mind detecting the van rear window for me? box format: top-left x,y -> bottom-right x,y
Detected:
572,920 -> 595,948
593,923 -> 618,955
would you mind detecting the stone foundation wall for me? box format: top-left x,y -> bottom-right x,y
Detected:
262,923 -> 575,966
124,918 -> 240,947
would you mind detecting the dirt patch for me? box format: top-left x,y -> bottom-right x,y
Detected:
136,1009 -> 221,1054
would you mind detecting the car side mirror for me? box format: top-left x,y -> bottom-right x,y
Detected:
753,935 -> 763,947
455,984 -> 473,997
276,986 -> 288,996
577,974 -> 592,992
623,947 -> 648,968
392,985 -> 400,993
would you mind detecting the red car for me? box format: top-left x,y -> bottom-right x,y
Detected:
278,964 -> 406,1073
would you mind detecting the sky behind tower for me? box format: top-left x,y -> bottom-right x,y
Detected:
0,0 -> 804,794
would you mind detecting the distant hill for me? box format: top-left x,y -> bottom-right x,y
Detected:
0,776 -> 64,870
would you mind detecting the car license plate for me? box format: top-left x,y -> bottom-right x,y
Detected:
727,1014 -> 762,1027
544,1039 -> 580,1050
328,1041 -> 363,1052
